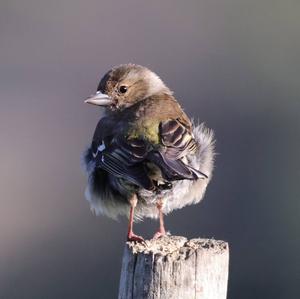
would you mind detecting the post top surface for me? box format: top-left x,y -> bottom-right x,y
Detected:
127,235 -> 228,257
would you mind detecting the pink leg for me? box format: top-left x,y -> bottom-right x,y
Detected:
153,200 -> 166,239
127,194 -> 144,242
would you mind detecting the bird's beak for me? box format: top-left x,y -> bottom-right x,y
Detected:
84,91 -> 113,106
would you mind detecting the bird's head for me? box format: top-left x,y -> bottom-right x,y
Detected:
84,64 -> 171,111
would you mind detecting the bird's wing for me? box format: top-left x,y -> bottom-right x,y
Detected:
93,134 -> 154,190
149,119 -> 207,180
160,119 -> 196,158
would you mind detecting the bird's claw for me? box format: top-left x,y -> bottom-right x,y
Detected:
127,232 -> 145,243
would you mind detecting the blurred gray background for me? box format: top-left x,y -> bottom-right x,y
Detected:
1,0 -> 299,298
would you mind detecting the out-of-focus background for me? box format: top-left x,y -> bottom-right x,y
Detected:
1,1 -> 299,298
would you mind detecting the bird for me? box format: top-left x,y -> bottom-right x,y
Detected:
83,64 -> 215,242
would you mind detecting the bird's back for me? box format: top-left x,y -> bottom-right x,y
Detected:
118,94 -> 192,145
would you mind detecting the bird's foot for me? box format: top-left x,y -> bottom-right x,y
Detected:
127,232 -> 144,243
153,228 -> 166,239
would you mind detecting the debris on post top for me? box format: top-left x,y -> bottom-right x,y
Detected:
118,235 -> 229,299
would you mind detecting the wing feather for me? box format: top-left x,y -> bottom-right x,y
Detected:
90,117 -> 206,193
156,119 -> 207,180
93,133 -> 154,190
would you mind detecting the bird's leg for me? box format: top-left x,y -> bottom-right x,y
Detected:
127,194 -> 144,242
153,199 -> 166,239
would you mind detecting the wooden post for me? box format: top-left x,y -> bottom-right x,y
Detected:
118,236 -> 229,299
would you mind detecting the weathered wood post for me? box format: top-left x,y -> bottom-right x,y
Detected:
118,235 -> 229,299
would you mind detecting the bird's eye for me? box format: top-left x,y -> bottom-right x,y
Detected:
119,85 -> 128,93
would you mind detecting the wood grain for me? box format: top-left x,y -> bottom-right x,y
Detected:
118,235 -> 229,299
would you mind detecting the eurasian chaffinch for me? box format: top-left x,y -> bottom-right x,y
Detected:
83,64 -> 215,241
